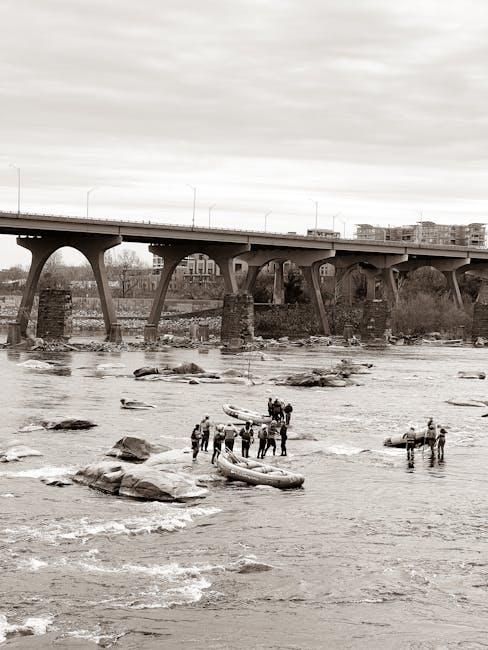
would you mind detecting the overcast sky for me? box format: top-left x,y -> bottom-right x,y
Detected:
1,0 -> 488,267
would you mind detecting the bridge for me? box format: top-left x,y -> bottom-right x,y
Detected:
1,210 -> 488,343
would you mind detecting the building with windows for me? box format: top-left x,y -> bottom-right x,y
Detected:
152,253 -> 246,288
356,222 -> 486,247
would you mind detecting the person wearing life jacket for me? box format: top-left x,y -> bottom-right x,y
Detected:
239,421 -> 254,458
404,427 -> 417,460
272,399 -> 283,423
223,422 -> 238,451
437,427 -> 446,460
426,418 -> 437,457
211,424 -> 225,464
264,420 -> 278,457
191,424 -> 201,461
284,403 -> 293,426
200,415 -> 211,452
267,398 -> 273,417
257,424 -> 268,459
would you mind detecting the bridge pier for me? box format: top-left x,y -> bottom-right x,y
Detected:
272,262 -> 285,305
7,234 -> 122,344
146,242 -> 249,341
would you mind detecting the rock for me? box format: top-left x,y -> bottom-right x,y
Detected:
106,436 -> 166,462
73,461 -> 127,494
221,368 -> 244,377
41,417 -> 97,430
119,466 -> 208,502
458,371 -> 486,379
41,477 -> 73,487
133,366 -> 163,378
0,445 -> 43,463
97,363 -> 126,370
229,557 -> 273,573
171,362 -> 204,375
120,399 -> 157,409
189,378 -> 200,385
17,359 -> 66,371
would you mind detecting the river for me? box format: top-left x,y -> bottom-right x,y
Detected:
1,343 -> 488,648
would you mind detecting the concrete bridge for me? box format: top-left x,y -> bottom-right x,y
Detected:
1,210 -> 488,343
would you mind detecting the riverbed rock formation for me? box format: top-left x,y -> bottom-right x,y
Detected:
106,436 -> 168,462
0,445 -> 43,462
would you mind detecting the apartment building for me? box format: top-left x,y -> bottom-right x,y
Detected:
356,222 -> 486,247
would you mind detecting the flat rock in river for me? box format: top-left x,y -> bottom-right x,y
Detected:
119,466 -> 208,501
0,445 -> 43,462
41,417 -> 97,430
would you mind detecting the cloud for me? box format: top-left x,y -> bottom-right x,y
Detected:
1,0 -> 488,266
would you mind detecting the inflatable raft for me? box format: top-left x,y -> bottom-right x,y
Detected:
120,399 -> 157,410
383,431 -> 428,448
217,452 -> 304,489
222,403 -> 271,424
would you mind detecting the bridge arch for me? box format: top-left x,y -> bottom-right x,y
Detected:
8,234 -> 122,343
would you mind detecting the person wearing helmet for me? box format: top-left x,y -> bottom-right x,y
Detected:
200,415 -> 211,452
191,424 -> 201,461
264,420 -> 278,457
211,424 -> 225,464
223,422 -> 238,451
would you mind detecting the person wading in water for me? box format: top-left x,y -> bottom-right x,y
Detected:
437,427 -> 446,460
257,424 -> 268,459
425,418 -> 437,458
404,427 -> 417,461
211,425 -> 225,464
191,424 -> 201,462
280,422 -> 288,456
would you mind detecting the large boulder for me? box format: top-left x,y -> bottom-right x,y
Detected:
41,417 -> 97,430
73,461 -> 127,494
106,436 -> 168,462
119,466 -> 208,501
171,362 -> 204,375
133,366 -> 163,378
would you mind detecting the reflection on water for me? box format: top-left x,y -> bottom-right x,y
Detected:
1,344 -> 488,647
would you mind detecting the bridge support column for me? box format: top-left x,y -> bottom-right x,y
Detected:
443,270 -> 463,310
273,262 -> 285,305
244,265 -> 261,294
7,234 -> 121,344
300,262 -> 330,336
380,268 -> 399,305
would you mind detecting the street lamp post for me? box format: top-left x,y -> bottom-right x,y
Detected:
208,204 -> 216,228
187,184 -> 197,228
9,164 -> 20,215
264,211 -> 272,232
309,199 -> 318,234
332,212 -> 342,235
86,187 -> 97,218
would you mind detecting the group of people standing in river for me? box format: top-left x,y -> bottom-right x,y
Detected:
404,417 -> 447,461
190,399 -> 294,464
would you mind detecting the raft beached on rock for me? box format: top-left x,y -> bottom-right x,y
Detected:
383,431 -> 428,448
222,404 -> 271,424
217,451 -> 304,489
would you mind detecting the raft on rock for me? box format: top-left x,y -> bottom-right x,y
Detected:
217,451 -> 304,489
222,403 -> 271,424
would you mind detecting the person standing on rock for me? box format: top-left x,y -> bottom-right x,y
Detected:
224,422 -> 238,451
239,421 -> 254,458
212,425 -> 225,464
437,427 -> 446,460
267,398 -> 273,417
272,399 -> 283,422
200,415 -> 211,452
191,424 -> 201,461
280,422 -> 288,456
264,420 -> 278,457
284,403 -> 293,426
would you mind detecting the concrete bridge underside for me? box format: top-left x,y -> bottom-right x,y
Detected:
3,216 -> 488,343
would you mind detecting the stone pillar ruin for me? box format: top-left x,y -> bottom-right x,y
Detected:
36,288 -> 73,340
360,299 -> 391,344
221,293 -> 254,348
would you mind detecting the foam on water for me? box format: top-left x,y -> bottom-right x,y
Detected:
0,614 -> 53,644
4,506 -> 221,544
0,466 -> 75,479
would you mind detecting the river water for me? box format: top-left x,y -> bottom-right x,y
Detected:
1,343 -> 488,648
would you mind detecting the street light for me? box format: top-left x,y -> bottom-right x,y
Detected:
86,187 -> 97,218
332,212 -> 342,235
264,211 -> 272,232
340,219 -> 346,239
186,184 -> 197,228
9,164 -> 20,215
208,204 -> 216,228
309,199 -> 318,233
